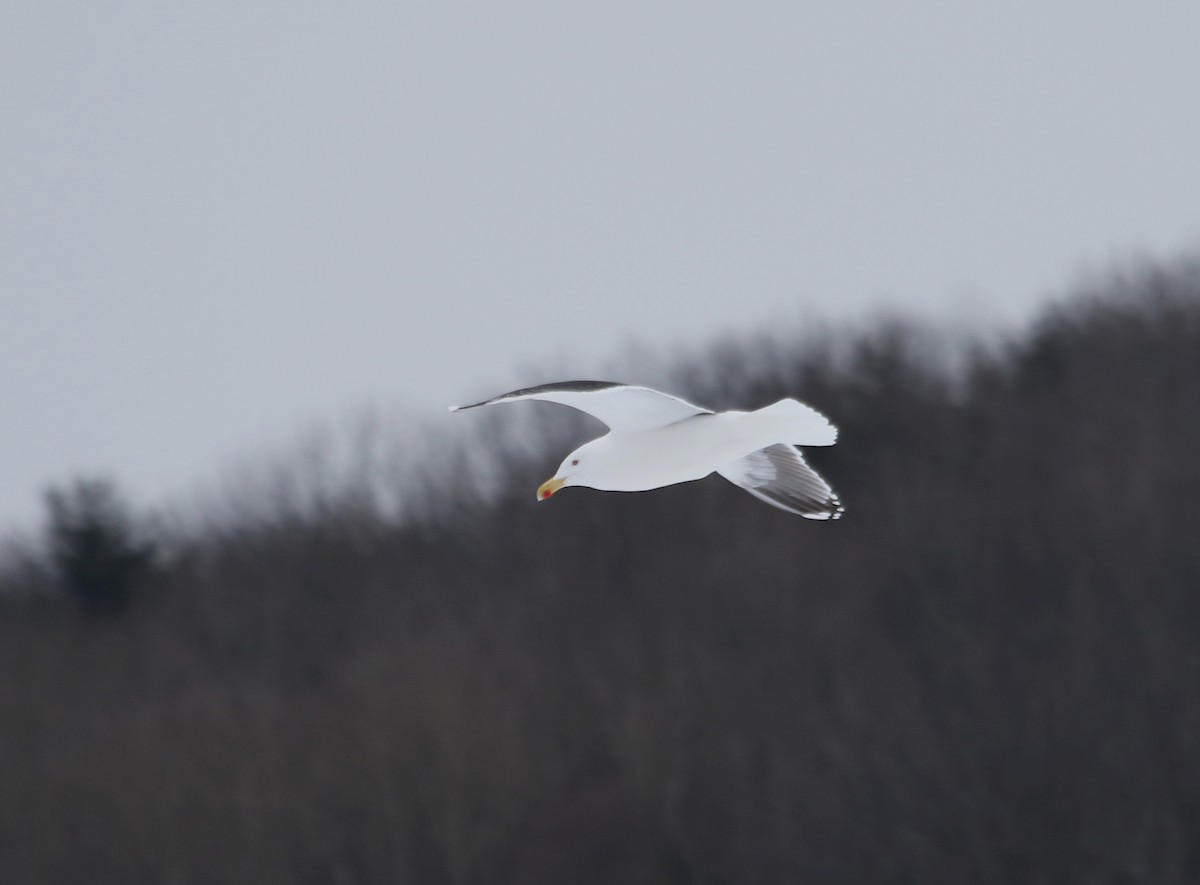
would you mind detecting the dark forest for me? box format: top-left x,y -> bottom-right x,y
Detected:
2,257 -> 1199,884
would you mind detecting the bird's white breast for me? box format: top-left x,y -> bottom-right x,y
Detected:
587,412 -> 776,492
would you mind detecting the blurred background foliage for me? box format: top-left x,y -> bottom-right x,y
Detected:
1,256 -> 1199,883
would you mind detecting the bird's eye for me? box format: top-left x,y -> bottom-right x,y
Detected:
571,459 -> 579,466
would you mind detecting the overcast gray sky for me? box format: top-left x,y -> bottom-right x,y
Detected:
3,1 -> 1199,532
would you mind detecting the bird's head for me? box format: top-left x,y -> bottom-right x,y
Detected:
537,441 -> 598,501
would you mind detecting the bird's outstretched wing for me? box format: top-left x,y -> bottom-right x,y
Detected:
717,443 -> 844,520
450,381 -> 712,432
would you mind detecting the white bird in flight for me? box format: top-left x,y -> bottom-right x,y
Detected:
450,381 -> 844,519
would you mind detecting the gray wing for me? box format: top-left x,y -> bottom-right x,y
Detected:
449,381 -> 712,432
717,444 -> 844,520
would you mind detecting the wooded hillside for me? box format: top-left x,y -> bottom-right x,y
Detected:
2,258 -> 1198,884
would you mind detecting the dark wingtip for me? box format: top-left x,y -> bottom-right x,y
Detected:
449,381 -> 628,414
502,380 -> 627,397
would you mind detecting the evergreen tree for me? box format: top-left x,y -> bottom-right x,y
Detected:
44,478 -> 152,617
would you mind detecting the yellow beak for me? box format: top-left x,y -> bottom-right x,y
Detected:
537,476 -> 566,501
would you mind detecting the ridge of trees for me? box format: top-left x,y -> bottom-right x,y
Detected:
0,256 -> 1198,883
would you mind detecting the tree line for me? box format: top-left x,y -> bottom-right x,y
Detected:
1,256 -> 1198,883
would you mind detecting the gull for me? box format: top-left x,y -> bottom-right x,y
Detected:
450,381 -> 844,519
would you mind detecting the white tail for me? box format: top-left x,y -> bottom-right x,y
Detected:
754,398 -> 838,446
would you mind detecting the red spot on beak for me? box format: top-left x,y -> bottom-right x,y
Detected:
540,489 -> 552,500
